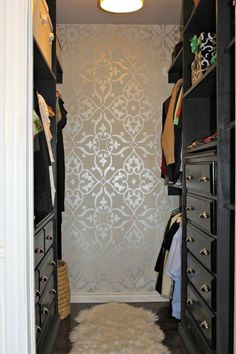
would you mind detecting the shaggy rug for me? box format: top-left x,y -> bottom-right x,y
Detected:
69,302 -> 170,354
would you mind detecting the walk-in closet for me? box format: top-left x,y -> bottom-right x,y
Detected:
0,1 -> 235,354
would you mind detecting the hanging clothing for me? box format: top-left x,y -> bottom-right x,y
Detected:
154,210 -> 181,294
161,79 -> 182,165
37,92 -> 56,206
37,92 -> 54,164
164,226 -> 182,319
56,95 -> 67,213
161,82 -> 183,183
56,92 -> 68,260
33,91 -> 53,224
161,97 -> 171,179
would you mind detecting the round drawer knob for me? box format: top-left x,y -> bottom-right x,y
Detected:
36,326 -> 42,334
200,211 -> 209,219
200,320 -> 209,330
34,290 -> 41,297
186,298 -> 194,305
50,260 -> 56,267
187,206 -> 194,211
35,248 -> 44,254
40,275 -> 48,283
46,235 -> 54,240
200,284 -> 210,292
186,268 -> 195,274
41,307 -> 49,315
186,175 -> 193,180
200,248 -> 209,256
186,237 -> 194,243
199,176 -> 209,182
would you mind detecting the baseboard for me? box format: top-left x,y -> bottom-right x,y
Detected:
71,291 -> 169,303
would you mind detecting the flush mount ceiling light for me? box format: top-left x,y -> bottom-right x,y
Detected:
100,0 -> 144,13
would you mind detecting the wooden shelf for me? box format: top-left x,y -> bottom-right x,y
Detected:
184,140 -> 217,154
184,1 -> 216,34
168,48 -> 183,83
225,37 -> 235,52
184,64 -> 216,99
34,39 -> 56,81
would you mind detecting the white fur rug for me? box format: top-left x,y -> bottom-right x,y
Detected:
69,302 -> 170,354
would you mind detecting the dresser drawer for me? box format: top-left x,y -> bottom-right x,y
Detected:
186,223 -> 216,273
44,220 -> 54,252
38,248 -> 55,294
185,162 -> 216,196
187,253 -> 216,310
35,303 -> 41,341
35,269 -> 41,303
39,274 -> 56,328
186,283 -> 216,348
34,229 -> 45,267
186,194 -> 216,235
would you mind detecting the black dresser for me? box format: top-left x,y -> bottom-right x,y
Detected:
167,1 -> 235,353
33,0 -> 62,352
183,150 -> 217,353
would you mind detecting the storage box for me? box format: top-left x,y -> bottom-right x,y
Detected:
33,0 -> 38,40
33,0 -> 54,69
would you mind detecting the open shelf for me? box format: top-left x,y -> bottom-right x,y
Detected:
184,140 -> 217,154
184,64 -> 216,99
184,1 -> 216,34
225,37 -> 235,52
34,39 -> 56,81
168,47 -> 183,83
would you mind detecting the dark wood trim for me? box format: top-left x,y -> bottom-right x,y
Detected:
224,37 -> 235,52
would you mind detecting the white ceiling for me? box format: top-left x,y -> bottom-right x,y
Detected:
57,0 -> 182,25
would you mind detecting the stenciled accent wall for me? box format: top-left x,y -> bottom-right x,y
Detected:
57,24 -> 179,295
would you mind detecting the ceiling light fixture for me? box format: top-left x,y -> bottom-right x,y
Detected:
100,0 -> 144,13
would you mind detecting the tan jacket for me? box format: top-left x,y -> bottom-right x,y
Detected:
161,79 -> 183,165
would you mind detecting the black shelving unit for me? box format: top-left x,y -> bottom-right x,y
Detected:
176,1 -> 235,354
33,1 -> 60,353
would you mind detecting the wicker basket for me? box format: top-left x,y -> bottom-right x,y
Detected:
57,260 -> 71,319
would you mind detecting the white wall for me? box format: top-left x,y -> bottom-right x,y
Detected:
58,24 -> 180,301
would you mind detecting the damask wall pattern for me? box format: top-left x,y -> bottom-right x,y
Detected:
57,24 -> 179,294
